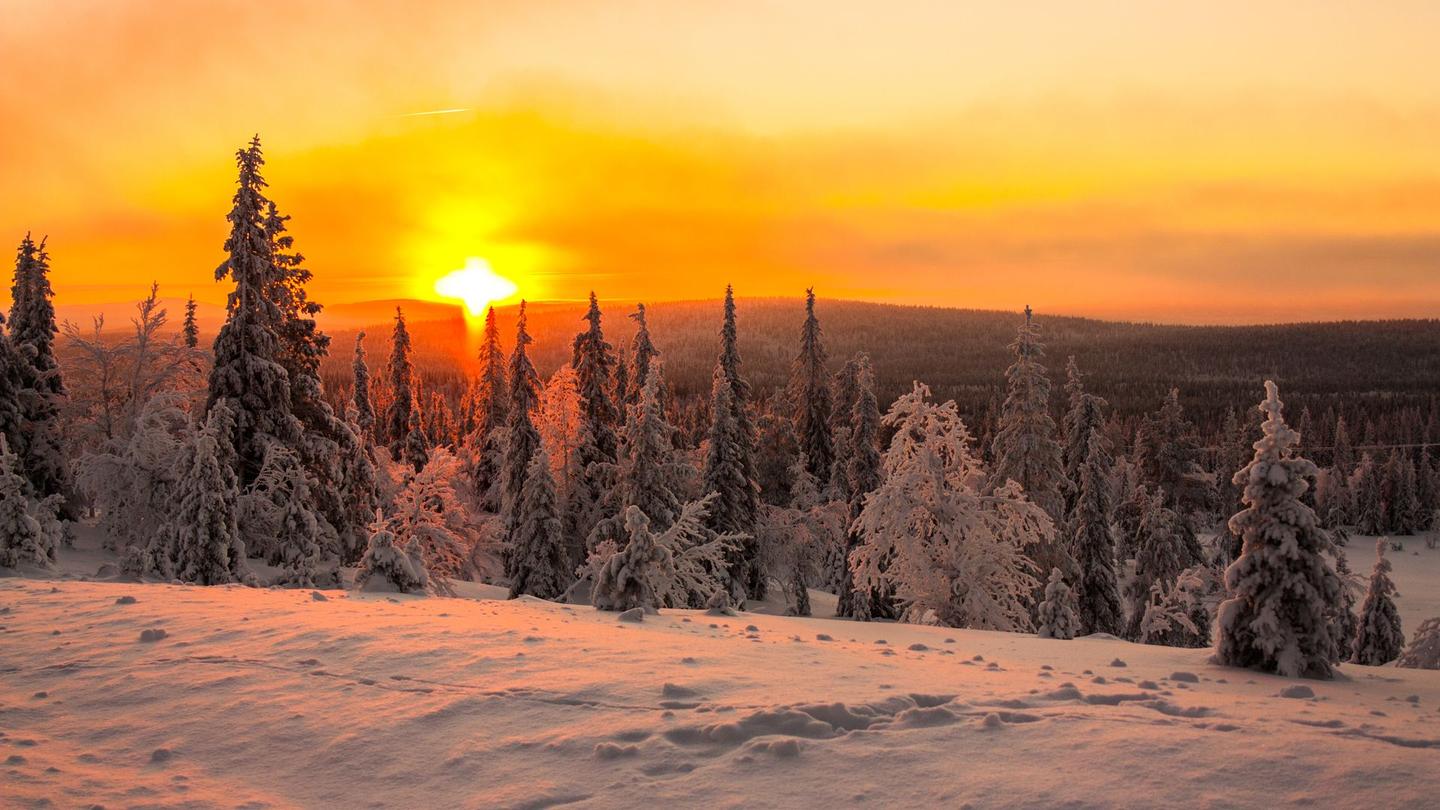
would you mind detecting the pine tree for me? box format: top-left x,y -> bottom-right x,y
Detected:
568,292 -> 621,554
791,288 -> 834,484
1037,568 -> 1081,640
182,294 -> 199,349
1351,538 -> 1404,665
169,402 -> 251,585
503,302 -> 543,576
351,331 -> 375,441
206,137 -> 303,487
1068,440 -> 1125,636
508,447 -> 570,600
990,306 -> 1065,522
836,353 -> 887,619
355,512 -> 431,594
1215,381 -> 1341,679
384,307 -> 415,461
703,286 -> 761,600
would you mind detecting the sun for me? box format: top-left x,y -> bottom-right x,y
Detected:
434,257 -> 519,317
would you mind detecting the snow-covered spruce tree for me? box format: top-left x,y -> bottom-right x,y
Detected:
465,305 -> 509,510
836,353 -> 888,619
625,302 -> 660,408
1037,568 -> 1081,640
402,410 -> 429,473
1125,489 -> 1193,640
502,302 -> 543,572
425,390 -> 454,448
791,288 -> 834,485
1330,540 -> 1361,662
590,495 -> 735,612
1061,357 -> 1110,513
1138,565 -> 1214,648
0,313 -> 30,484
1396,617 -> 1440,670
754,399 -> 800,507
1350,453 -> 1385,536
1068,440 -> 1125,636
207,137 -> 304,487
535,365 -> 583,504
1351,538 -> 1404,666
182,294 -> 199,349
567,293 -> 621,558
703,286 -> 762,601
383,307 -> 415,461
76,393 -> 191,555
351,331 -> 375,441
7,234 -> 73,513
1215,380 -> 1342,679
852,383 -> 1050,630
355,511 -> 431,594
0,436 -> 59,571
990,305 -> 1065,524
1133,388 -> 1214,516
828,354 -> 862,498
590,361 -> 686,538
250,446 -> 341,588
168,401 -> 252,586
508,447 -> 570,600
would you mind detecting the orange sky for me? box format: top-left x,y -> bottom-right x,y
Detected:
3,0 -> 1440,324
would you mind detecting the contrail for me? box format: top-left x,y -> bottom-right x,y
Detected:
399,108 -> 470,118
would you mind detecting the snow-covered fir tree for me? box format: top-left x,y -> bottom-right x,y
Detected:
1351,453 -> 1385,535
402,410 -> 429,473
827,354 -> 862,498
351,332 -> 375,441
508,447 -> 570,600
1060,357 -> 1109,513
1396,617 -> 1440,670
836,353 -> 889,619
0,435 -> 60,571
1138,564 -> 1215,648
1037,568 -> 1081,640
1134,388 -> 1214,515
625,302 -> 660,408
355,511 -> 431,594
852,383 -> 1050,630
1215,381 -> 1342,679
702,286 -> 762,601
567,292 -> 621,558
1351,538 -> 1404,666
206,137 -> 304,487
502,302 -> 543,575
1330,539 -> 1361,662
1125,489 -> 1193,640
7,234 -> 73,512
249,446 -> 340,588
1068,440 -> 1125,636
467,305 -> 509,510
167,401 -> 252,586
384,307 -> 415,461
990,305 -> 1065,523
791,288 -> 834,485
182,294 -> 199,348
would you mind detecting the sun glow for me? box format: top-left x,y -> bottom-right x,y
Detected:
434,257 -> 520,317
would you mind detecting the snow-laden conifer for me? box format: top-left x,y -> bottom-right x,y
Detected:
1037,568 -> 1081,640
351,331 -> 375,441
502,302 -> 543,576
1068,440 -> 1124,636
355,511 -> 431,594
168,401 -> 251,585
1351,538 -> 1404,666
1396,617 -> 1440,670
0,436 -> 59,570
791,288 -> 833,484
702,287 -> 762,600
383,307 -> 415,460
508,447 -> 570,600
989,305 -> 1064,522
591,496 -> 735,612
182,294 -> 199,349
1215,381 -> 1341,679
467,305 -> 509,510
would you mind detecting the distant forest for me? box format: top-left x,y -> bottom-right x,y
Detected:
319,298 -> 1440,464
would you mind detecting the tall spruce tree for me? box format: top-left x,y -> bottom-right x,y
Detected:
703,286 -> 761,601
508,447 -> 570,600
384,307 -> 415,461
791,288 -> 834,485
470,305 -> 509,510
626,302 -> 660,408
8,235 -> 73,512
568,292 -> 621,553
1134,388 -> 1213,515
206,137 -> 303,487
1068,440 -> 1124,636
836,353 -> 888,619
1352,538 -> 1404,665
182,294 -> 199,348
1215,381 -> 1341,679
351,332 -> 375,441
169,402 -> 250,585
828,355 -> 863,497
503,302 -> 543,577
990,306 -> 1065,522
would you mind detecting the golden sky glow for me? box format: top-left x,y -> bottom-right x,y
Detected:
3,1 -> 1440,323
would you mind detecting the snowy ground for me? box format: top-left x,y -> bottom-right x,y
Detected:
2,533 -> 1439,809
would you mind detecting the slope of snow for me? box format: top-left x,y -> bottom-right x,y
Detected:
4,562 -> 1439,809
